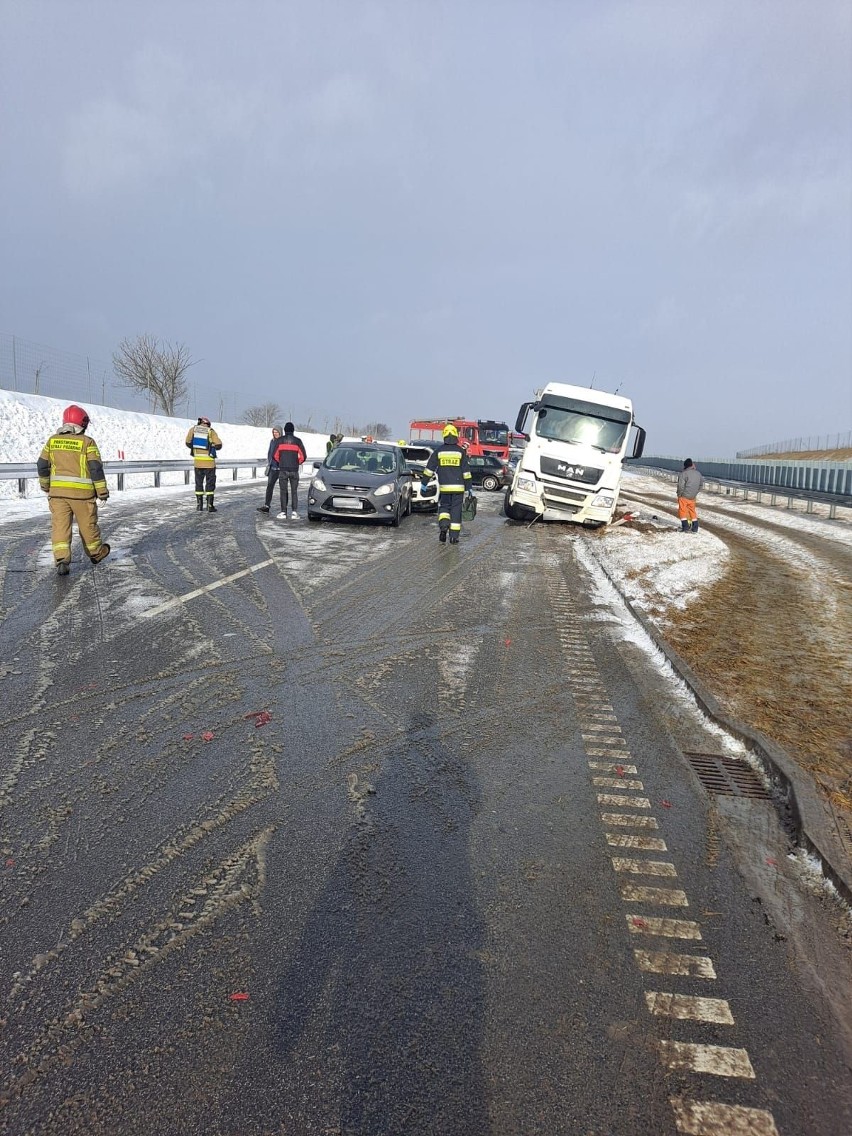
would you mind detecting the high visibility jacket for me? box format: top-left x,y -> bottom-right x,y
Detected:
273,433 -> 307,473
37,431 -> 108,499
185,425 -> 222,468
421,442 -> 472,493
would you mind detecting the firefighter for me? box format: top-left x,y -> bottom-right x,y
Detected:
420,423 -> 473,544
185,415 -> 223,511
37,404 -> 110,575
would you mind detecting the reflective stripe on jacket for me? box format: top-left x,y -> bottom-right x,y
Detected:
421,443 -> 472,493
273,434 -> 307,473
37,433 -> 107,499
185,425 -> 222,467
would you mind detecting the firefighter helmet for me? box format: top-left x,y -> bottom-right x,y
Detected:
198,416 -> 211,426
62,404 -> 90,429
442,423 -> 459,439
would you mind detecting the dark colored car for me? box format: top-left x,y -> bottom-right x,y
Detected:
467,453 -> 511,491
307,442 -> 413,525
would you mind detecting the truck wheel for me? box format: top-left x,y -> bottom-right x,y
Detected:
504,491 -> 530,521
482,475 -> 499,491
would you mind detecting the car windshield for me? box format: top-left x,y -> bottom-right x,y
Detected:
326,447 -> 396,474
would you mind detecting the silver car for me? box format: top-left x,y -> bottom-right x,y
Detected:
307,443 -> 413,526
401,442 -> 439,512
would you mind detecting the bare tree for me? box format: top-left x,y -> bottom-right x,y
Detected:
363,421 -> 392,440
241,403 -> 283,427
113,334 -> 196,415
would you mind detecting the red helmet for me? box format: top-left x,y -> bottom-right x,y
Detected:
63,404 -> 90,429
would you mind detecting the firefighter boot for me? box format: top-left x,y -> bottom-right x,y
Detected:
197,498 -> 204,511
91,544 -> 111,565
207,497 -> 217,513
449,532 -> 459,544
57,561 -> 71,576
438,525 -> 448,543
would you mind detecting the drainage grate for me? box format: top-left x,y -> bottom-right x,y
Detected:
684,753 -> 772,800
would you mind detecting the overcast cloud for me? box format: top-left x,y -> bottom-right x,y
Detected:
1,0 -> 850,453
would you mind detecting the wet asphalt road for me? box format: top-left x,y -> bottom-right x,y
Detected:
0,485 -> 850,1135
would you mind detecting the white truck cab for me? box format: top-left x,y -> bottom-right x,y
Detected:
505,382 -> 645,526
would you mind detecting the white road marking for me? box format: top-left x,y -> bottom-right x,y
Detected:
593,776 -> 645,790
606,834 -> 667,851
659,1041 -> 754,1078
634,949 -> 716,978
626,915 -> 702,940
612,858 -> 678,877
598,793 -> 651,808
602,813 -> 659,829
621,884 -> 689,906
670,1097 -> 779,1135
586,747 -> 632,757
646,992 -> 734,1024
582,723 -> 624,733
589,761 -> 638,773
141,558 -> 275,618
583,734 -> 628,745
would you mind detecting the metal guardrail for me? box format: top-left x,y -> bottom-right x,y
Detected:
0,456 -> 329,498
635,466 -> 850,520
633,455 -> 852,498
0,459 -> 267,497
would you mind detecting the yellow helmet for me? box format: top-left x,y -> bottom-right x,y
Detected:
442,423 -> 459,439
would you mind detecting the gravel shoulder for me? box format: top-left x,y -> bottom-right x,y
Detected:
596,474 -> 852,810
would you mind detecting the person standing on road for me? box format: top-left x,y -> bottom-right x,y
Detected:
186,416 -> 223,512
420,423 -> 473,544
274,421 -> 307,520
37,404 -> 111,575
677,458 -> 704,533
257,426 -> 282,514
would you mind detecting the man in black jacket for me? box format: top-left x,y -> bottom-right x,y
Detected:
273,422 -> 307,520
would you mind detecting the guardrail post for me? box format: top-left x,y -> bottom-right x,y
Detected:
185,471 -> 190,485
756,490 -> 762,503
117,473 -> 125,491
786,495 -> 793,509
806,498 -> 814,514
830,502 -> 837,519
232,468 -> 238,481
18,478 -> 26,497
154,471 -> 161,488
771,492 -> 777,505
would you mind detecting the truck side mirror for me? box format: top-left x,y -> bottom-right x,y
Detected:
631,426 -> 646,459
515,401 -> 536,436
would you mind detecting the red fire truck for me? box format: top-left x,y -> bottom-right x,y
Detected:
408,417 -> 510,460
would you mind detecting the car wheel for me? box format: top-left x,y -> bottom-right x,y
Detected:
390,499 -> 402,527
404,490 -> 412,517
482,475 -> 499,491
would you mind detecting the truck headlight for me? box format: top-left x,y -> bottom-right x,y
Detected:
592,491 -> 614,507
312,477 -> 327,491
517,476 -> 538,493
374,482 -> 394,497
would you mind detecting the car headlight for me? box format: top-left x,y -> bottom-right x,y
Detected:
517,476 -> 538,493
312,476 -> 327,491
374,482 -> 395,497
592,491 -> 614,507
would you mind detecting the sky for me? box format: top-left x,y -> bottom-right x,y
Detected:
1,1 -> 850,457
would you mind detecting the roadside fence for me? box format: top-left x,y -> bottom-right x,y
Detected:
737,431 -> 852,458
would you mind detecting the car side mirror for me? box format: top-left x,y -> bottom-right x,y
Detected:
312,460 -> 321,470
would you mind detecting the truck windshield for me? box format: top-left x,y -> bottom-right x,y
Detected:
536,404 -> 629,453
479,424 -> 509,444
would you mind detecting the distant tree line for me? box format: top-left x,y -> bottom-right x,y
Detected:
240,405 -> 391,439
